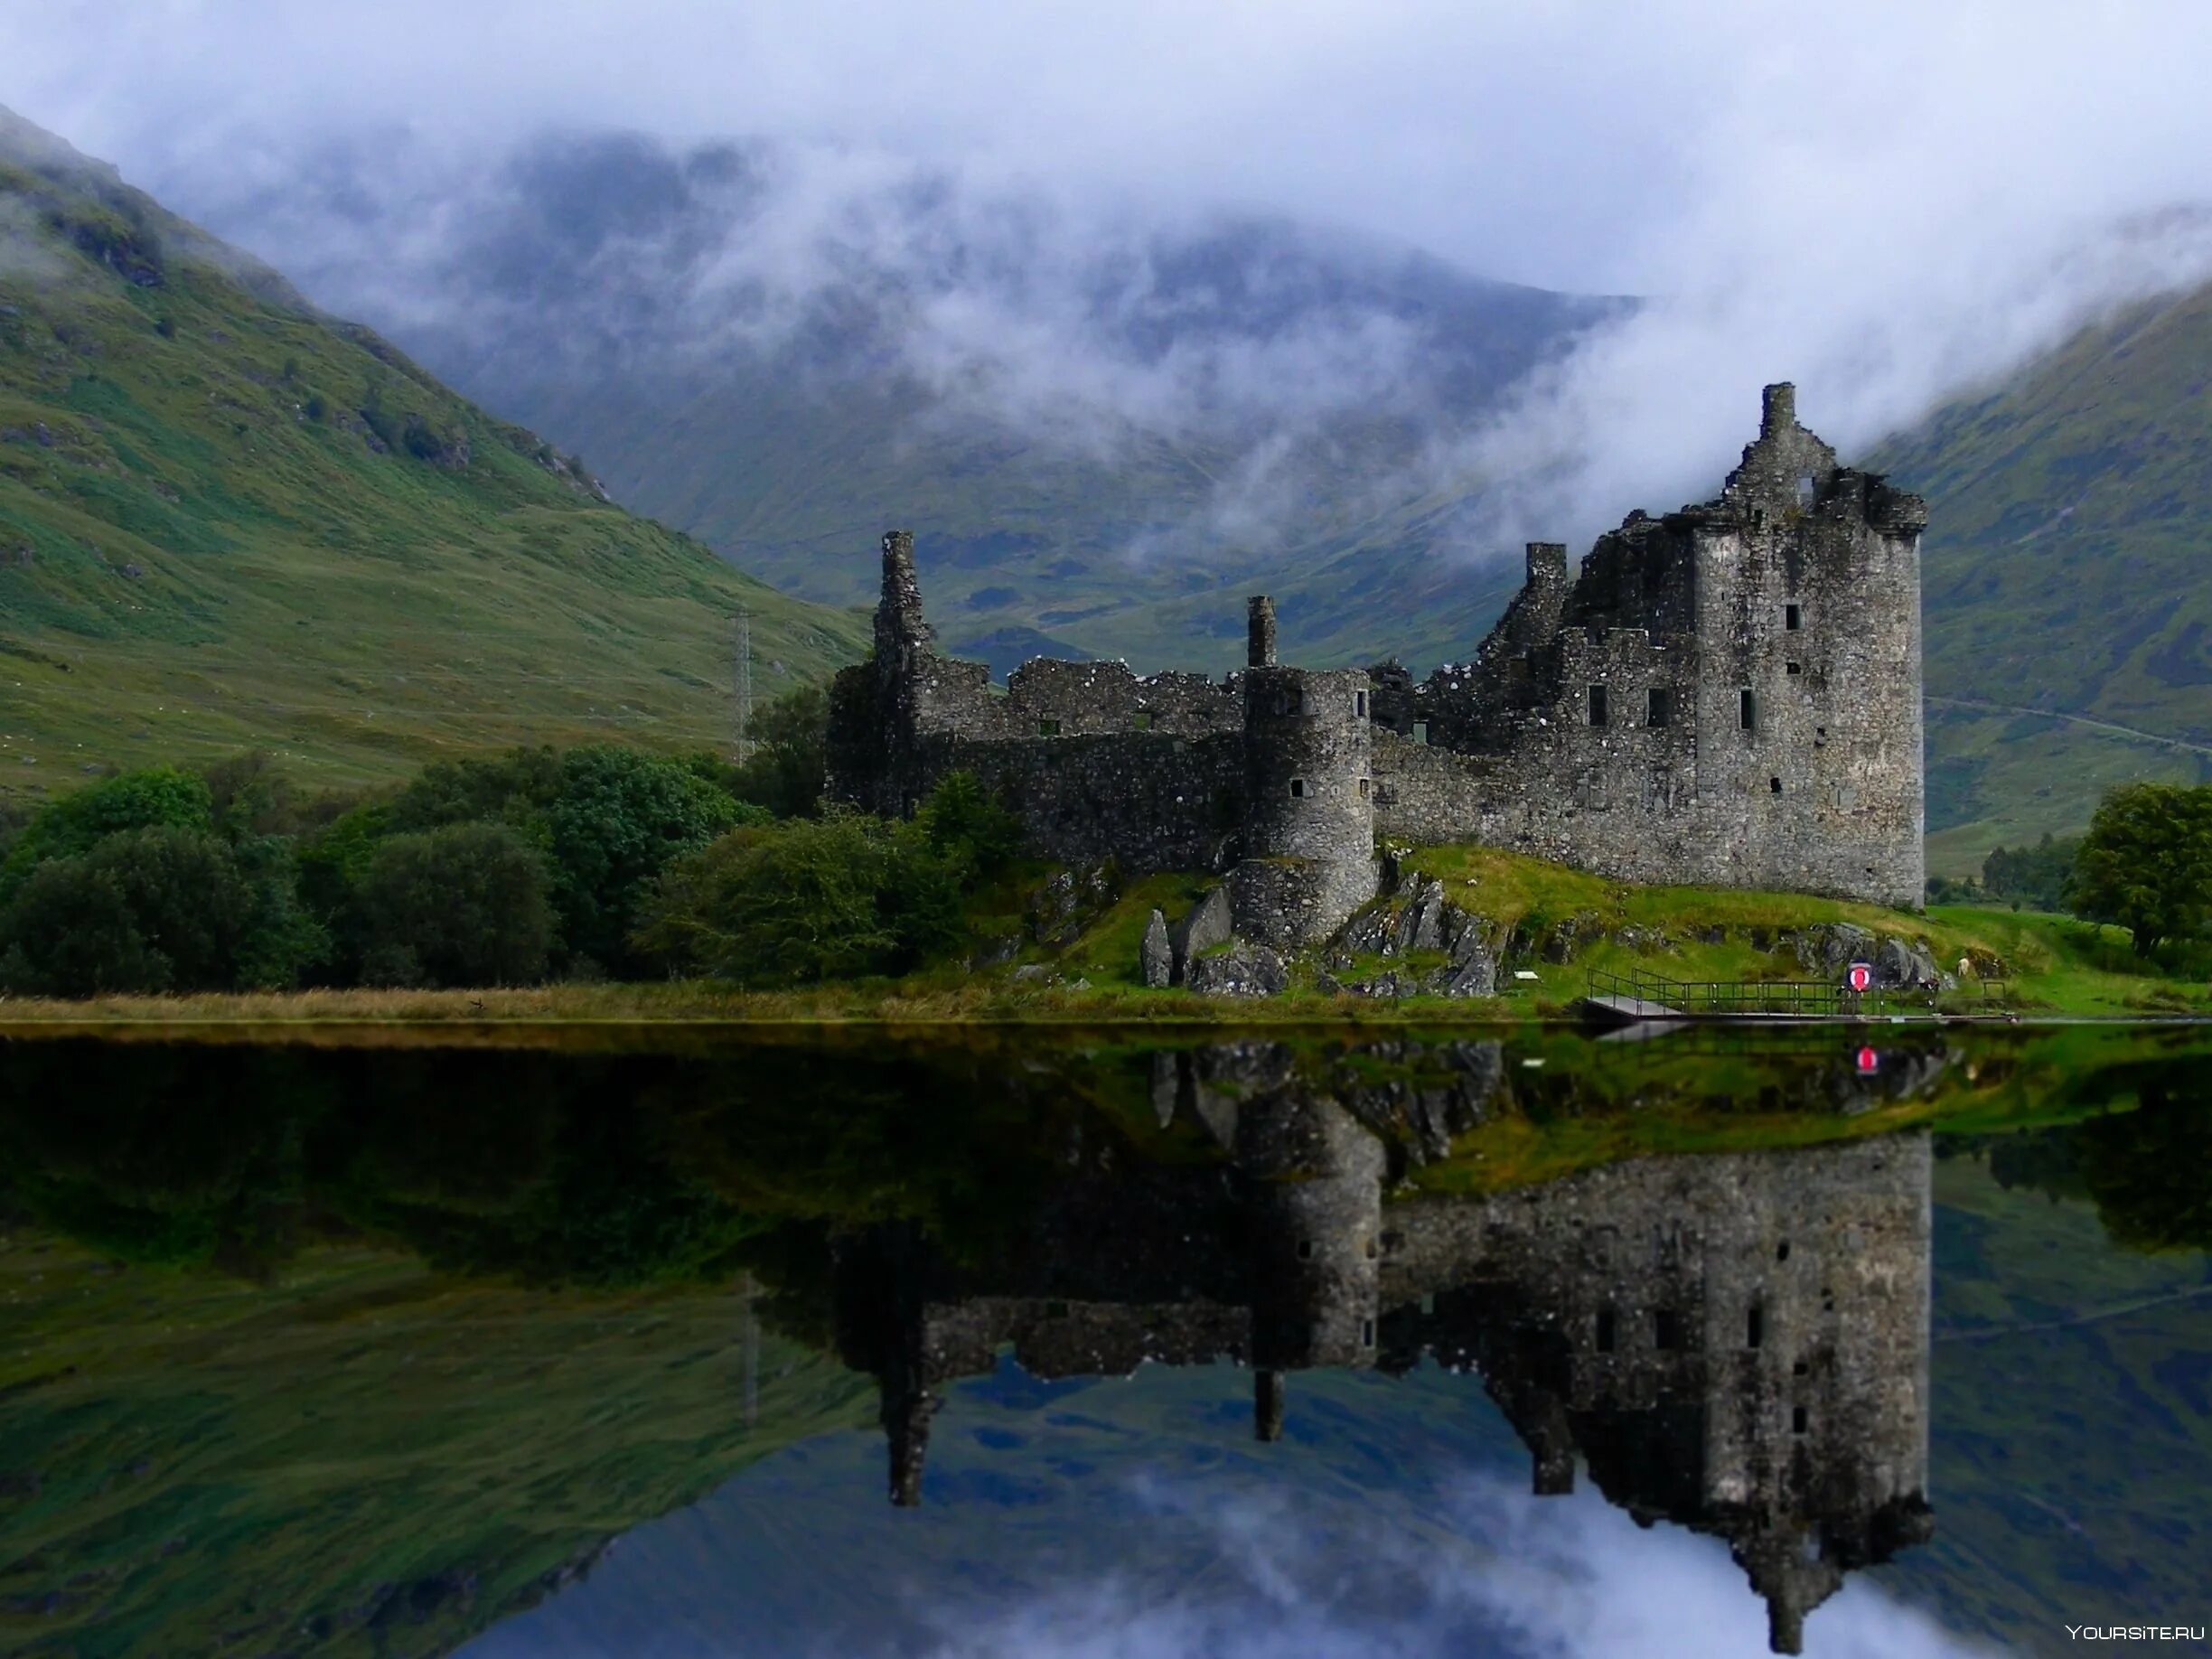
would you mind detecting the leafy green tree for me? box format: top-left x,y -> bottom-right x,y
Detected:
2069,783 -> 2212,956
917,770 -> 1024,877
202,750 -> 303,840
0,765 -> 212,897
353,822 -> 556,988
542,745 -> 759,972
732,682 -> 830,818
294,801 -> 397,982
634,810 -> 962,986
0,826 -> 319,996
388,746 -> 564,833
0,799 -> 32,867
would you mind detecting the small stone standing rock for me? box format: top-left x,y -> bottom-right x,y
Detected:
1169,887 -> 1233,984
1139,908 -> 1173,989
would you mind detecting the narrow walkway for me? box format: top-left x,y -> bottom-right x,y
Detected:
1577,993 -> 1685,1026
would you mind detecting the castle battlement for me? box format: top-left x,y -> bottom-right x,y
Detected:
827,387 -> 1926,930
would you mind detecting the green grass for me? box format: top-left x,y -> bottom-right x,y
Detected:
0,118 -> 868,812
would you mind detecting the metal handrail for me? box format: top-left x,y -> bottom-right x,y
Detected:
1584,963 -> 2012,1018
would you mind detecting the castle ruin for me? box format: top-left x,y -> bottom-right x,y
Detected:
828,385 -> 1927,946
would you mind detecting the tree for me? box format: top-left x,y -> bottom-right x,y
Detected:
0,765 -> 212,898
633,811 -> 961,987
388,746 -> 563,833
2068,783 -> 2212,956
917,770 -> 1024,877
0,826 -> 319,996
1982,831 -> 2081,913
732,682 -> 830,818
353,822 -> 556,988
541,745 -> 758,972
294,801 -> 397,983
202,751 -> 301,840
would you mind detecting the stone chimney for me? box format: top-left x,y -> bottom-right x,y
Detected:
1247,595 -> 1278,668
1254,1368 -> 1286,1442
876,529 -> 933,667
1761,381 -> 1797,436
1525,541 -> 1568,587
886,1384 -> 938,1507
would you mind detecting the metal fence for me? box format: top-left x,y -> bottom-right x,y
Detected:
1585,965 -> 2011,1019
1586,965 -> 1855,1017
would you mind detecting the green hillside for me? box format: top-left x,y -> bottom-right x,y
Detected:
0,108 -> 868,814
1878,278 -> 2212,872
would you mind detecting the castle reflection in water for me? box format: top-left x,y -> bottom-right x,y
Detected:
833,1042 -> 1936,1655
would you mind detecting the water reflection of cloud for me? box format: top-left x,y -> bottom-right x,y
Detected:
466,1364 -> 1993,1659
910,1475 -> 1996,1659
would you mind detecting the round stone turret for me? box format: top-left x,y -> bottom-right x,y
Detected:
1240,1094 -> 1384,1379
1230,664 -> 1379,948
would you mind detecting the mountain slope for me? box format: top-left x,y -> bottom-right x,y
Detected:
0,109 -> 867,810
1878,276 -> 2212,869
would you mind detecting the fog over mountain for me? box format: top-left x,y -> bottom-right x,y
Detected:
8,1 -> 2212,664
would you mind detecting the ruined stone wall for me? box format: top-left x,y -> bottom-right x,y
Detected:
1684,467 -> 1926,909
927,730 -> 1243,871
825,532 -> 1245,867
826,387 -> 1924,916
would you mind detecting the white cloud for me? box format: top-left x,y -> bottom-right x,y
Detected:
6,0 -> 2212,564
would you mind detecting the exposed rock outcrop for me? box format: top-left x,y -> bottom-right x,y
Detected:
1186,942 -> 1289,998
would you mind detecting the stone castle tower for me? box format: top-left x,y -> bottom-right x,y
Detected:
1228,596 -> 1382,946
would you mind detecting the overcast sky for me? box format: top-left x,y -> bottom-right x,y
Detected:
7,0 -> 2212,548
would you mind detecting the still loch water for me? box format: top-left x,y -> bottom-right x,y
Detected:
2,1026 -> 2207,1657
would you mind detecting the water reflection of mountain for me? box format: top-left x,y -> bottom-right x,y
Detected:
835,1050 -> 1935,1654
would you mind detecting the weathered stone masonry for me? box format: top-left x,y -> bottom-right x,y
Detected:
827,388 -> 1926,939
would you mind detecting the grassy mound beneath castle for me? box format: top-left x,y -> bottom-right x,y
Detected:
1022,844 -> 2212,1019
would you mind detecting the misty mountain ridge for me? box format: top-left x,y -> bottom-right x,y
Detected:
171,125 -> 1626,670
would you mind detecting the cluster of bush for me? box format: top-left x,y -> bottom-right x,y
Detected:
0,683 -> 1023,998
